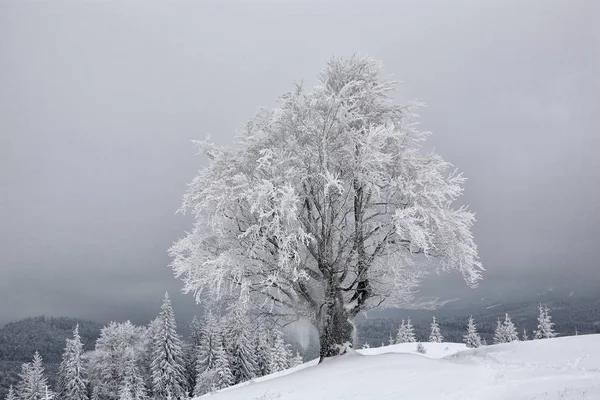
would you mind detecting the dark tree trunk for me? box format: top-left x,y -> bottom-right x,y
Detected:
318,278 -> 354,362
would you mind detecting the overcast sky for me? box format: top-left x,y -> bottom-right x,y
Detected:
1,0 -> 598,328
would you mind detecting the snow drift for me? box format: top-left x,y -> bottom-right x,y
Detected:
199,335 -> 600,399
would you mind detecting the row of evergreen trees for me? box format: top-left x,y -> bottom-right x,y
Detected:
5,293 -> 302,400
388,304 -> 558,348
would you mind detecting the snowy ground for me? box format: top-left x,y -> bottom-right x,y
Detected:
199,335 -> 600,400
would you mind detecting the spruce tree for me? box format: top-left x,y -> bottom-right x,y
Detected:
57,325 -> 89,400
17,352 -> 52,400
463,316 -> 482,348
122,348 -> 148,400
494,314 -> 519,344
395,319 -> 408,343
223,305 -> 258,384
405,318 -> 416,343
269,331 -> 291,373
213,344 -> 234,390
193,311 -> 222,397
429,317 -> 443,343
151,292 -> 186,400
184,316 -> 203,392
253,322 -> 273,377
522,329 -> 529,341
534,304 -> 557,339
5,386 -> 17,400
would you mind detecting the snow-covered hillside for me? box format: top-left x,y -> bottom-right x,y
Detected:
199,336 -> 600,400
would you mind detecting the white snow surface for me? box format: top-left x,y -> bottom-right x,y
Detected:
198,335 -> 600,399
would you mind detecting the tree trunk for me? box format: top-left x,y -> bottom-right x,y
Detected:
318,280 -> 354,361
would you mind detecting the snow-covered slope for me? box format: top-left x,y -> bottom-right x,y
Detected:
200,336 -> 600,400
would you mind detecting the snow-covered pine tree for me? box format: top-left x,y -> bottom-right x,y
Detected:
269,331 -> 291,373
463,316 -> 482,348
503,313 -> 519,342
193,311 -> 222,397
405,318 -> 416,343
522,329 -> 529,341
56,325 -> 89,400
429,317 -> 443,343
122,347 -> 148,400
17,352 -> 52,400
151,292 -> 187,400
253,322 -> 273,377
117,383 -> 134,400
222,304 -> 258,384
361,343 -> 371,349
493,319 -> 504,344
416,343 -> 426,354
212,344 -> 234,390
88,321 -> 148,400
494,314 -> 519,343
534,304 -> 557,339
5,386 -> 16,400
388,333 -> 394,346
184,316 -> 203,392
395,319 -> 408,343
169,56 -> 484,361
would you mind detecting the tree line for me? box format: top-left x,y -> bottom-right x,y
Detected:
5,293 -> 302,400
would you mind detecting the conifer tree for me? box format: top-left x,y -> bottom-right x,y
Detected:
193,310 -> 222,396
291,351 -> 304,367
388,333 -> 395,346
5,386 -> 17,400
522,329 -> 529,341
57,325 -> 89,400
151,292 -> 186,400
253,322 -> 273,377
493,314 -> 519,344
213,344 -> 234,390
17,352 -> 52,400
405,318 -> 416,343
269,331 -> 291,373
395,319 -> 408,343
117,384 -> 133,400
463,316 -> 482,348
223,305 -> 258,384
534,304 -> 557,339
184,316 -> 203,392
122,348 -> 148,400
429,317 -> 443,343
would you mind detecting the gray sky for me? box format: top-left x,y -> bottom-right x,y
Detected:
1,0 -> 599,327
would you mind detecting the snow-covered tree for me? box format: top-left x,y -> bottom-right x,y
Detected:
291,351 -> 304,367
534,304 -> 557,339
150,292 -> 186,400
222,304 -> 258,384
522,329 -> 529,341
252,322 -> 273,377
212,344 -> 233,390
117,384 -> 133,400
395,319 -> 408,343
17,352 -> 52,400
269,331 -> 291,373
56,325 -> 89,400
169,55 -> 484,360
193,311 -> 222,397
416,343 -> 426,354
463,316 -> 482,348
493,314 -> 519,344
388,333 -> 394,346
5,386 -> 17,400
88,321 -> 147,400
404,318 -> 416,343
121,347 -> 148,400
183,316 -> 202,394
429,317 -> 443,343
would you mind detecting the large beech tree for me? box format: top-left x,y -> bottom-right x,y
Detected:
169,56 -> 483,360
